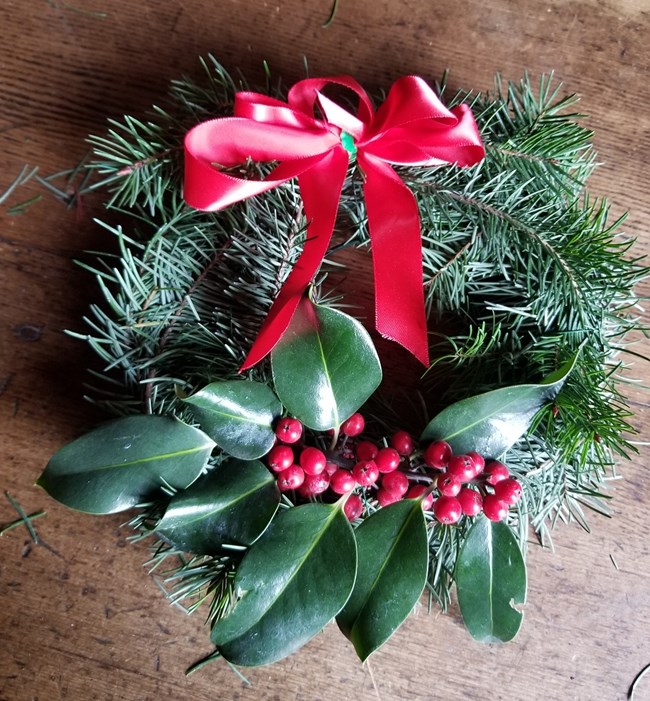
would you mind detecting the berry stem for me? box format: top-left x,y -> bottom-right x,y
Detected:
329,426 -> 340,451
401,470 -> 435,484
324,452 -> 355,469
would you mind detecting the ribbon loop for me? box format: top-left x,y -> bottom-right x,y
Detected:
183,74 -> 486,371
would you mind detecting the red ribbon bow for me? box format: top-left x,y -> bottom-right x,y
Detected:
184,75 -> 485,370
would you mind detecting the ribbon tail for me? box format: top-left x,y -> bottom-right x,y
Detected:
360,153 -> 430,367
240,147 -> 350,371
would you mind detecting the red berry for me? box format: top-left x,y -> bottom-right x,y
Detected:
436,473 -> 462,497
466,451 -> 485,477
355,440 -> 378,461
299,471 -> 330,496
353,460 -> 380,487
484,460 -> 510,485
341,413 -> 365,437
377,489 -> 401,507
344,494 -> 364,521
457,487 -> 483,516
423,440 -> 452,469
275,417 -> 303,444
330,469 -> 356,494
375,447 -> 401,473
447,454 -> 476,482
266,445 -> 294,473
381,470 -> 409,497
276,465 -> 304,491
390,430 -> 414,456
406,484 -> 434,510
494,478 -> 522,505
482,494 -> 509,521
433,496 -> 462,524
325,461 -> 339,476
299,446 -> 327,476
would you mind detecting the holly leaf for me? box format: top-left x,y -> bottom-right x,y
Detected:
336,499 -> 428,661
37,415 -> 215,514
155,458 -> 280,554
420,353 -> 578,458
455,516 -> 527,643
271,298 -> 381,431
181,380 -> 282,460
212,501 -> 357,666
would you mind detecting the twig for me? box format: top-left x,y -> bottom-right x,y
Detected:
424,237 -> 476,288
487,144 -> 560,166
117,148 -> 179,176
433,185 -> 583,300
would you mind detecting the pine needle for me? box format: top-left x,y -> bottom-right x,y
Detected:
322,0 -> 340,28
3,492 -> 42,543
0,509 -> 46,537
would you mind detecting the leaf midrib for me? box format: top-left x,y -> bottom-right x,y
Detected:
58,444 -> 212,475
315,321 -> 339,429
158,477 -> 275,529
190,400 -> 272,428
438,358 -> 574,443
441,385 -> 539,441
217,505 -> 348,647
349,503 -> 423,648
486,519 -> 494,636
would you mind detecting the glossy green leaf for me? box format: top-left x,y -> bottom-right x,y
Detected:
421,353 -> 578,458
155,458 -> 280,554
37,415 -> 215,515
271,298 -> 382,430
212,501 -> 357,666
456,516 -> 527,643
181,380 -> 282,460
337,499 -> 428,661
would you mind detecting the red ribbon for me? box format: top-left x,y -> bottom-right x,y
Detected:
184,75 -> 485,370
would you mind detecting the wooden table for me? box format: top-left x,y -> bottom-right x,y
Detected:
1,1 -> 649,699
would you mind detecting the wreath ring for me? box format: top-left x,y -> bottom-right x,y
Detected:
37,57 -> 646,670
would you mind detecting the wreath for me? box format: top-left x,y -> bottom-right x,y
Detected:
36,57 -> 646,672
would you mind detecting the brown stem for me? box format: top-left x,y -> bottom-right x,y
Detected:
274,200 -> 304,295
424,237 -> 476,289
487,144 -> 560,166
427,185 -> 581,299
117,147 -> 181,176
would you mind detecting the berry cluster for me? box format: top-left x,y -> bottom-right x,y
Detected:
422,441 -> 522,524
268,414 -> 522,524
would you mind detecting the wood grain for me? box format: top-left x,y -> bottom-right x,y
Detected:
1,1 -> 649,700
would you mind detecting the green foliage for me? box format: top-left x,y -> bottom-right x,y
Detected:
37,415 -> 215,514
337,499 -> 428,661
181,380 -> 282,460
211,502 -> 357,666
155,458 -> 280,554
421,351 -> 577,457
455,516 -> 527,642
271,298 -> 382,430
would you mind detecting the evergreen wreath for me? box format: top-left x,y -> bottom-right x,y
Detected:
37,56 -> 647,671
